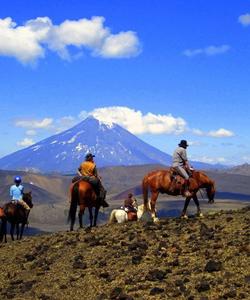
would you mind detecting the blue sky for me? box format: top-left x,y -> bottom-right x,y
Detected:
0,0 -> 250,165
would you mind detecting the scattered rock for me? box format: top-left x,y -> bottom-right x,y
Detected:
145,269 -> 166,281
195,281 -> 210,292
150,287 -> 165,295
131,255 -> 142,264
204,260 -> 223,272
223,289 -> 237,298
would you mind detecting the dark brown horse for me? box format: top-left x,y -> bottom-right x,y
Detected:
142,169 -> 215,221
0,192 -> 33,242
68,180 -> 101,231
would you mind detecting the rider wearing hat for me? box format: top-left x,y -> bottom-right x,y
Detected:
10,176 -> 31,211
122,193 -> 138,213
78,153 -> 109,208
172,140 -> 192,197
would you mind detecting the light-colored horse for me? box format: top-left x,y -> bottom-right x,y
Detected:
109,203 -> 151,224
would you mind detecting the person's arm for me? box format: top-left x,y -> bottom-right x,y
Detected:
10,186 -> 13,197
182,149 -> 191,169
20,186 -> 24,195
93,166 -> 98,177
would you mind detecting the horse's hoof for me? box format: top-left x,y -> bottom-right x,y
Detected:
197,213 -> 204,218
153,217 -> 160,223
181,214 -> 188,219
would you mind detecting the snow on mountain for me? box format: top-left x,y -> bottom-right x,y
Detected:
0,117 -> 219,174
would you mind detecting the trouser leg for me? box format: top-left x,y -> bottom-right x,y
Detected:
91,178 -> 109,208
176,167 -> 191,197
19,200 -> 30,210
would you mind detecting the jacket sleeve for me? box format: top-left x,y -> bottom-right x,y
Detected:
93,166 -> 98,177
10,186 -> 13,197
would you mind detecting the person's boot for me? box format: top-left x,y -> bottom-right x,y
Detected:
183,179 -> 192,197
100,188 -> 109,207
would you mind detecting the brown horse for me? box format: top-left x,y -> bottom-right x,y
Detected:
68,180 -> 101,231
142,169 -> 215,221
0,192 -> 33,242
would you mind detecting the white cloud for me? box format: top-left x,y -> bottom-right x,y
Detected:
15,118 -> 53,129
208,128 -> 234,138
17,137 -> 35,147
78,110 -> 88,120
0,16 -> 141,63
238,13 -> 250,26
0,17 -> 46,63
191,155 -> 227,164
191,127 -> 234,138
183,45 -> 230,57
90,106 -> 187,134
54,116 -> 77,133
26,130 -> 37,136
97,31 -> 141,58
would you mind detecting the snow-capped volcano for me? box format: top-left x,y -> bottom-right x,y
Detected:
0,117 -> 173,173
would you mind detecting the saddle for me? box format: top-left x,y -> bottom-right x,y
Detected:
127,211 -> 137,221
72,176 -> 100,194
169,168 -> 186,194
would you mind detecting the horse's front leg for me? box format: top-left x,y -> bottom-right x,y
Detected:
16,223 -> 20,240
93,206 -> 100,227
150,190 -> 159,222
78,205 -> 85,228
88,207 -> 93,227
193,194 -> 203,217
20,223 -> 25,239
10,223 -> 15,241
181,196 -> 191,218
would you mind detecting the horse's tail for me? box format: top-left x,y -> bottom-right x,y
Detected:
142,175 -> 149,210
0,217 -> 7,243
109,210 -> 117,224
68,183 -> 79,225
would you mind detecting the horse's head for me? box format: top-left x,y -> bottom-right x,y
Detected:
23,191 -> 33,208
206,180 -> 215,204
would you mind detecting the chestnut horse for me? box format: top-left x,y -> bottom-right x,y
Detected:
142,169 -> 215,222
68,180 -> 100,231
0,192 -> 33,242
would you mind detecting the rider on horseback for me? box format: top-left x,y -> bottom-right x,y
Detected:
172,140 -> 192,197
122,193 -> 138,213
10,176 -> 31,212
78,153 -> 109,208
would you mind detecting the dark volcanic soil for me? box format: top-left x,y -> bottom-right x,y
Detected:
0,207 -> 249,300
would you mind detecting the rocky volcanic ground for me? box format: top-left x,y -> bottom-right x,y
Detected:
0,207 -> 249,300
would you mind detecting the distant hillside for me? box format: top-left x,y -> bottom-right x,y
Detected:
223,163 -> 250,176
0,207 -> 249,299
1,166 -> 250,233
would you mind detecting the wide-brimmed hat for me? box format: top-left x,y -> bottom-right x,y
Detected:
178,140 -> 189,147
85,153 -> 95,160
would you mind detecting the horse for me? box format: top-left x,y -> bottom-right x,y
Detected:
142,169 -> 215,222
109,203 -> 152,224
68,180 -> 101,231
0,192 -> 33,242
